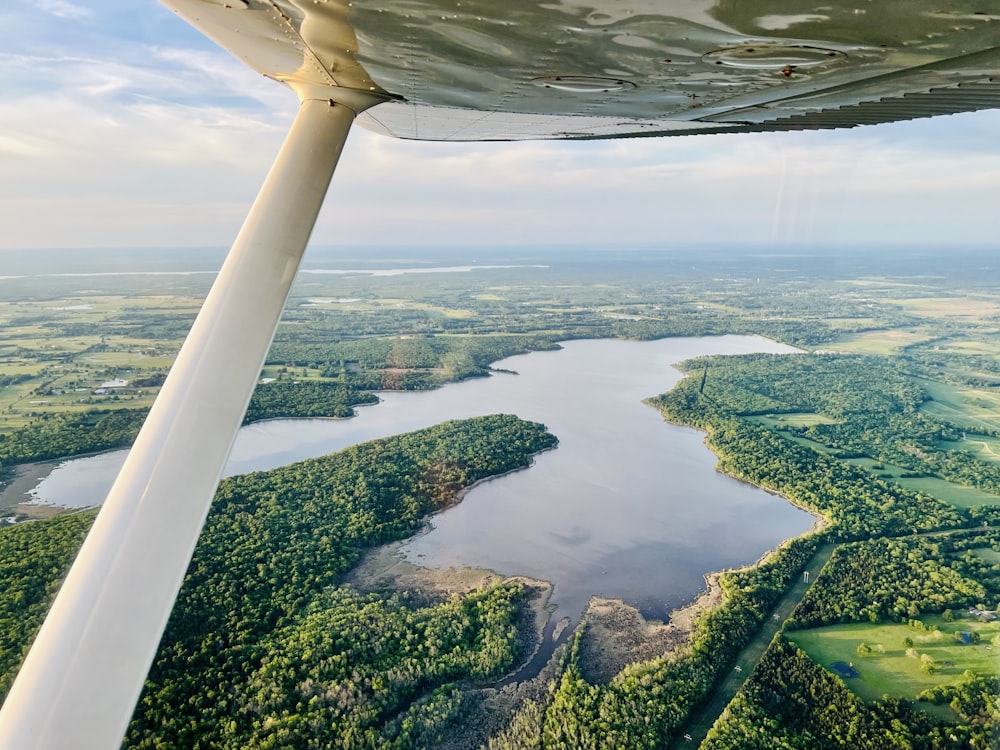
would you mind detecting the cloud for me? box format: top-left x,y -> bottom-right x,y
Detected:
2,1 -> 999,249
36,0 -> 92,20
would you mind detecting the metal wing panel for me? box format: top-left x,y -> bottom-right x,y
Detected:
357,103 -> 748,141
157,1 -> 1000,137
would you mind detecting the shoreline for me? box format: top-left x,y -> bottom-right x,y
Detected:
577,572 -> 724,683
653,409 -> 828,536
345,538 -> 557,680
0,460 -> 62,516
451,442 -> 559,508
346,415 -> 821,689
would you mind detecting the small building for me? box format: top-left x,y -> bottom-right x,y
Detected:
968,607 -> 997,621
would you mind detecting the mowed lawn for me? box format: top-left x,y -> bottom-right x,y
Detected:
788,615 -> 1000,704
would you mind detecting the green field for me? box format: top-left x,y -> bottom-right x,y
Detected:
918,378 -> 1000,434
933,340 -> 1000,357
827,327 -> 936,355
890,475 -> 1000,508
971,548 -> 1000,565
820,317 -> 884,331
0,294 -> 195,434
939,435 -> 1000,465
891,297 -> 1000,322
771,432 -> 1000,508
754,413 -> 839,428
788,614 -> 1000,705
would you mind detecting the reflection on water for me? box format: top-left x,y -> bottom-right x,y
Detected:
28,336 -> 815,621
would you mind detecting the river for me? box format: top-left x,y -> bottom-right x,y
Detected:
22,335 -> 815,622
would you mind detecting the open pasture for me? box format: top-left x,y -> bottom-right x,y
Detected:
821,317 -> 884,331
931,339 -> 1000,357
754,413 -> 839,429
919,378 -> 1000,434
970,548 -> 1000,565
828,327 -> 936,355
0,293 -> 200,433
939,436 -> 1000,465
788,614 -> 1000,704
769,431 -> 1000,508
890,296 -> 1000,321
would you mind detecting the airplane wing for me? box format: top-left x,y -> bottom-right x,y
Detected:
1,3 -> 997,748
160,0 -> 1000,141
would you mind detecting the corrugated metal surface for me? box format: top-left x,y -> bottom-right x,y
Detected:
160,0 -> 1000,140
745,79 -> 1000,131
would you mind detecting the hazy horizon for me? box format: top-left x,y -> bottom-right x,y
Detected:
3,3 -> 999,250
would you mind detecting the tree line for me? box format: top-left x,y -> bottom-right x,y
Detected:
0,380 -> 377,467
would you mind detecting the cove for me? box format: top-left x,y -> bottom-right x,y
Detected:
25,336 -> 815,622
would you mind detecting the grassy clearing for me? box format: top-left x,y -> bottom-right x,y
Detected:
3,328 -> 61,344
79,352 -> 161,366
922,402 -> 1000,434
403,302 -> 474,318
851,456 -> 1000,508
4,337 -> 105,355
109,337 -> 184,350
893,476 -> 1000,508
754,413 -> 840,428
788,614 -> 1000,704
258,366 -> 339,382
828,328 -> 935,355
840,279 -> 924,289
821,317 -> 884,330
907,481 -> 994,508
770,431 -> 1000,508
933,339 -> 1000,357
0,361 -> 49,377
0,293 -> 198,427
970,548 -> 1000,565
891,297 -> 1000,321
939,436 -> 1000,465
918,378 -> 1000,434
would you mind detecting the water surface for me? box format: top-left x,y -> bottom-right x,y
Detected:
27,336 -> 815,621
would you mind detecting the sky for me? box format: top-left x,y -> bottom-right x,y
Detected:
1,0 -> 999,251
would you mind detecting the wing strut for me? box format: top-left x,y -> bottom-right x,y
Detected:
0,97 -> 362,750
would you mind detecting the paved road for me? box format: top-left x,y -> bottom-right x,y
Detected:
670,543 -> 838,749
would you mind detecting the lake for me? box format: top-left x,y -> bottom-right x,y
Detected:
24,336 -> 815,622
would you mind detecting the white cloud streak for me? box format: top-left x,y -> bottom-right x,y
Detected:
1,0 -> 998,249
36,0 -> 92,20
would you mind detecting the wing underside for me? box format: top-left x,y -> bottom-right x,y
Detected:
160,0 -> 1000,140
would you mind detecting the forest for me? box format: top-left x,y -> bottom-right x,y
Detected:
787,536 -> 991,629
0,415 -> 556,748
